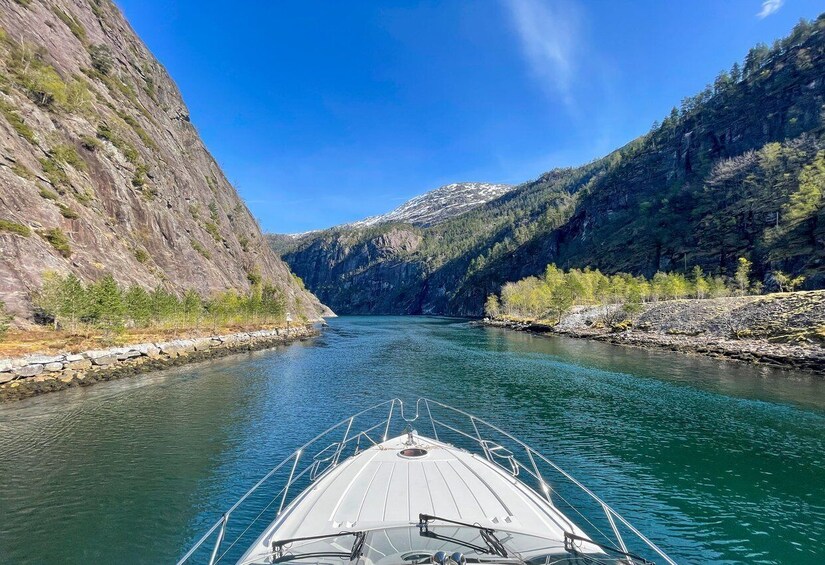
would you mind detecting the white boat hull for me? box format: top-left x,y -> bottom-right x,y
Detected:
239,432 -> 595,564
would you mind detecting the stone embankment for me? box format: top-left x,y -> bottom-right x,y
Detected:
482,291 -> 825,374
0,325 -> 319,401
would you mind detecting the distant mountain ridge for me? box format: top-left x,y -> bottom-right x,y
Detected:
351,182 -> 514,228
275,15 -> 825,317
268,182 -> 513,256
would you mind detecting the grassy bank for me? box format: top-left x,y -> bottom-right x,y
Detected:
0,270 -> 308,358
0,321 -> 296,358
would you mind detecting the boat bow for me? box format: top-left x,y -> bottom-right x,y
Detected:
177,398 -> 676,565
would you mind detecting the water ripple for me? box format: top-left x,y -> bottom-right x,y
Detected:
0,317 -> 823,564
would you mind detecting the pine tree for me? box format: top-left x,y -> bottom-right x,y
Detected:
150,286 -> 178,325
261,284 -> 285,322
783,151 -> 825,226
124,285 -> 151,327
34,271 -> 63,329
182,290 -> 202,328
0,301 -> 11,337
59,273 -> 87,331
89,274 -> 124,333
730,62 -> 742,83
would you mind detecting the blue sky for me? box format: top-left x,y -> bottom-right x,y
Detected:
116,0 -> 822,233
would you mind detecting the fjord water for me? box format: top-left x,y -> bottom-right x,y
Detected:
0,317 -> 823,564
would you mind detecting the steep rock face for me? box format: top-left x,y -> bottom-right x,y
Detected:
290,227 -> 427,313
279,16 -> 825,317
0,0 -> 327,318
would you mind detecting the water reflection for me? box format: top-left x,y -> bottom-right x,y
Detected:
0,317 -> 822,564
480,325 -> 825,411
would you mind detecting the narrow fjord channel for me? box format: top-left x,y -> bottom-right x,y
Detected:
1,317 -> 823,564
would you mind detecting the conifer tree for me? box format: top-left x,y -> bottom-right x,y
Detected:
34,271 -> 63,330
125,285 -> 151,326
0,301 -> 11,337
261,284 -> 285,322
89,274 -> 124,333
150,286 -> 178,325
182,290 -> 202,328
59,274 -> 87,331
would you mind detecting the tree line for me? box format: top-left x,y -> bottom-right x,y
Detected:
485,260 -> 805,323
32,271 -> 287,335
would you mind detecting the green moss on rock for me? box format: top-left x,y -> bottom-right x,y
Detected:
0,219 -> 31,237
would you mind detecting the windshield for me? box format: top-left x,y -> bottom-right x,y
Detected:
257,525 -> 570,565
250,525 -> 643,565
267,532 -> 362,565
363,525 -> 521,565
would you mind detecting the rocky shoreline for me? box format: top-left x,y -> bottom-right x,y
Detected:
484,320 -> 825,374
480,292 -> 825,375
0,325 -> 320,402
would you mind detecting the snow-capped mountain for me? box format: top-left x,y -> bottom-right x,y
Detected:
351,182 -> 514,227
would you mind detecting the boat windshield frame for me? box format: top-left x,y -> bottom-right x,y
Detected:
270,531 -> 365,561
176,398 -> 677,565
249,523 -> 657,565
260,524 -> 527,565
417,513 -> 508,557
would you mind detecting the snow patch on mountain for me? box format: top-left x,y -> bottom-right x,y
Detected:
351,182 -> 514,228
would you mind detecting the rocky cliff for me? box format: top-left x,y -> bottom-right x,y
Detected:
0,0 -> 327,319
278,15 -> 825,317
278,225 -> 428,314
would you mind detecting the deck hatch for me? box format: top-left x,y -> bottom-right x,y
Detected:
399,448 -> 428,458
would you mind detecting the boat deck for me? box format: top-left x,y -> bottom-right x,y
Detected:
182,399 -> 675,565
265,433 -> 583,544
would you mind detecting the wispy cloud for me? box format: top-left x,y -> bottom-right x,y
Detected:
502,0 -> 580,106
756,0 -> 783,19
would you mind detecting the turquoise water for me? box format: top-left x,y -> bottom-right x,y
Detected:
0,316 -> 823,564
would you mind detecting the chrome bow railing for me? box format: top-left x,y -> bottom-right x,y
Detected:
418,398 -> 677,565
177,399 -> 399,565
177,398 -> 676,565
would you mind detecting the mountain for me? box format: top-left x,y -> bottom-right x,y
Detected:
268,182 -> 513,257
277,15 -> 825,317
0,0 -> 327,319
352,182 -> 514,228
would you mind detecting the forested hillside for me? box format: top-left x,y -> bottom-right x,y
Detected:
280,15 -> 825,316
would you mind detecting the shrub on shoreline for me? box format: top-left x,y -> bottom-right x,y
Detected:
30,271 -> 287,335
487,261 -> 799,323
